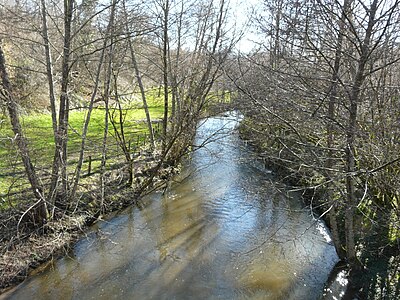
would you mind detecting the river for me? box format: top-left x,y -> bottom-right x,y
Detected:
3,112 -> 341,299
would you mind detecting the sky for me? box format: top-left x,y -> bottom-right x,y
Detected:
230,0 -> 261,53
0,0 -> 262,52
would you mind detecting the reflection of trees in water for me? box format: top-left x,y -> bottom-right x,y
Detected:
144,185 -> 223,298
326,253 -> 400,300
333,203 -> 399,299
158,191 -> 206,261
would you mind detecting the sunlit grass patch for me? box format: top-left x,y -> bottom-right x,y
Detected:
0,92 -> 164,197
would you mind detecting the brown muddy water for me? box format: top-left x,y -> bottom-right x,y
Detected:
2,113 -> 343,299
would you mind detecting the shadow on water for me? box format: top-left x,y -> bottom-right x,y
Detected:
2,112 -> 341,300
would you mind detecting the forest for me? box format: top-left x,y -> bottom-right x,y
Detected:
0,0 -> 399,299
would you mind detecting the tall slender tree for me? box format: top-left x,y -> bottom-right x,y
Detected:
123,0 -> 155,151
99,0 -> 117,211
49,0 -> 74,203
0,40 -> 48,225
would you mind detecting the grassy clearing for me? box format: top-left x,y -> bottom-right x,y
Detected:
0,91 -> 164,198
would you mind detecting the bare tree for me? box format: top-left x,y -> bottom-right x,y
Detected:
0,40 -> 47,225
324,0 -> 353,257
99,0 -> 117,211
48,0 -> 74,203
123,0 -> 155,151
161,0 -> 170,152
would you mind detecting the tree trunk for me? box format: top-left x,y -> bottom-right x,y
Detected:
345,0 -> 378,266
162,0 -> 170,152
272,0 -> 282,68
0,40 -> 48,225
40,0 -> 59,214
70,1 -> 115,200
129,41 -> 155,151
110,80 -> 134,184
100,0 -> 117,211
123,0 -> 155,151
49,0 -> 74,203
168,0 -> 183,127
326,0 -> 352,257
40,0 -> 57,136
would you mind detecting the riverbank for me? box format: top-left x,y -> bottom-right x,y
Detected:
0,152 -> 178,294
237,115 -> 400,299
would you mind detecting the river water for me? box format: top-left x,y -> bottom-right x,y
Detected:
4,113 -> 340,299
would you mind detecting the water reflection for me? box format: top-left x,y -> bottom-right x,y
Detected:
3,112 -> 339,299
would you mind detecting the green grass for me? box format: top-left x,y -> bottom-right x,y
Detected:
0,87 -> 228,199
206,90 -> 233,104
0,92 -> 164,198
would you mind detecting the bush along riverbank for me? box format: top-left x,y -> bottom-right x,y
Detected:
237,115 -> 400,300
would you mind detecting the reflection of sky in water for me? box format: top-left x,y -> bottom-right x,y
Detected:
5,113 -> 339,300
323,270 -> 349,300
317,221 -> 333,244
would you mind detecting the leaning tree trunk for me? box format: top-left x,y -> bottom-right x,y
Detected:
123,0 -> 155,151
69,0 -> 115,201
40,0 -> 59,216
40,0 -> 57,136
110,81 -> 134,184
127,40 -> 155,150
0,40 -> 48,225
